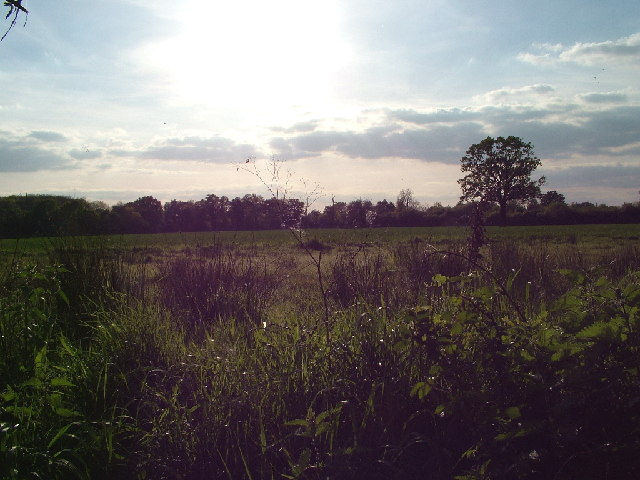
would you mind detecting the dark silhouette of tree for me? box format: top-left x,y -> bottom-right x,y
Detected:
396,188 -> 419,211
346,199 -> 371,228
322,201 -> 347,228
539,190 -> 566,206
3,188 -> 640,237
128,196 -> 163,233
459,136 -> 545,225
163,200 -> 199,232
280,198 -> 305,228
2,0 -> 28,41
109,204 -> 147,234
198,194 -> 230,230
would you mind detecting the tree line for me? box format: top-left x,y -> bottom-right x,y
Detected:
1,191 -> 639,238
2,136 -> 638,238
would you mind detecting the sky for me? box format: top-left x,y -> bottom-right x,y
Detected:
1,0 -> 639,208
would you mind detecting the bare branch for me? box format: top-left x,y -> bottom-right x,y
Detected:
2,0 -> 28,41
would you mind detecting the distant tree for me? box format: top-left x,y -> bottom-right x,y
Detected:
198,194 -> 230,230
374,199 -> 395,215
301,209 -> 322,228
346,199 -> 372,228
459,136 -> 545,225
322,201 -> 347,228
540,190 -> 566,206
229,197 -> 246,230
128,196 -> 163,232
240,194 -> 265,230
163,200 -> 199,232
281,198 -> 305,228
396,188 -> 419,211
371,200 -> 395,227
109,204 -> 147,234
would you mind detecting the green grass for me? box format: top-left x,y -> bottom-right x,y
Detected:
4,224 -> 640,258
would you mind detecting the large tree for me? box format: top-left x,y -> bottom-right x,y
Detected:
458,136 -> 545,225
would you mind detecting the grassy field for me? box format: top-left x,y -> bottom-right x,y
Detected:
3,223 -> 640,252
1,225 -> 639,479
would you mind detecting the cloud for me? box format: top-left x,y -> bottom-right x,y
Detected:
518,32 -> 640,66
475,84 -> 556,105
271,98 -> 640,166
272,120 -> 320,133
28,131 -> 69,142
579,106 -> 640,152
578,92 -> 628,104
269,137 -> 294,157
273,121 -> 484,164
0,135 -> 74,172
137,136 -> 260,162
69,148 -> 103,160
542,164 -> 640,190
390,108 -> 481,125
476,104 -> 640,158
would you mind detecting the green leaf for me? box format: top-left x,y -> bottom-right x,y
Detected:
410,382 -> 432,400
285,419 -> 309,428
5,405 -> 33,416
57,288 -> 70,306
21,377 -> 43,388
315,422 -> 332,436
577,320 -> 623,341
48,423 -> 72,449
505,406 -> 521,419
59,334 -> 77,357
54,407 -> 81,418
473,286 -> 494,302
1,387 -> 16,402
557,269 -> 585,285
34,345 -> 48,378
450,322 -> 463,336
433,274 -> 448,286
50,377 -> 75,388
520,349 -> 534,361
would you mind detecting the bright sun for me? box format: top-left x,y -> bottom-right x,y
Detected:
142,0 -> 351,114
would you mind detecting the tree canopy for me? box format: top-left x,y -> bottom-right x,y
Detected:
458,136 -> 545,225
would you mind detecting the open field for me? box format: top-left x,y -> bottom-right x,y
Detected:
1,225 -> 639,479
3,223 -> 640,253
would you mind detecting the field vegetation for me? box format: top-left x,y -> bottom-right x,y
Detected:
1,225 -> 639,479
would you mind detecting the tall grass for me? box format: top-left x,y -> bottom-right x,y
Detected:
157,242 -> 281,340
1,232 -> 639,479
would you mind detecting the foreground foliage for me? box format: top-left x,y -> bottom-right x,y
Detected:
1,232 -> 639,479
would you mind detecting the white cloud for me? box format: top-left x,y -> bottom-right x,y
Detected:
0,134 -> 74,172
136,136 -> 260,163
475,84 -> 556,105
518,33 -> 640,66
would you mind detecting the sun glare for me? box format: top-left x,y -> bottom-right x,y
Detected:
142,0 -> 351,114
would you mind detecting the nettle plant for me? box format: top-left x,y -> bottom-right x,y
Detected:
408,264 -> 640,479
